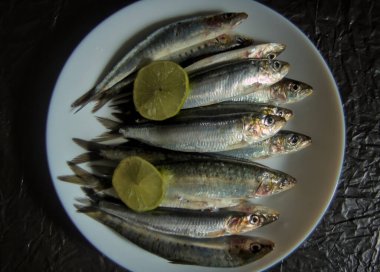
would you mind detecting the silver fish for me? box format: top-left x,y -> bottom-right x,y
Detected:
228,78 -> 313,104
158,160 -> 296,209
76,205 -> 274,267
69,138 -> 215,164
89,33 -> 254,112
183,59 -> 289,109
71,12 -> 248,110
215,131 -> 312,160
176,102 -> 293,121
60,159 -> 297,210
118,113 -> 286,152
185,43 -> 286,73
165,33 -> 253,64
111,101 -> 293,123
84,199 -> 278,238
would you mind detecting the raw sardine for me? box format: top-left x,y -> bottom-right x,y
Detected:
215,131 -> 312,160
116,113 -> 286,152
183,59 -> 289,108
185,43 -> 286,73
228,78 -> 313,104
76,205 -> 274,267
80,199 -> 278,238
72,12 -> 248,110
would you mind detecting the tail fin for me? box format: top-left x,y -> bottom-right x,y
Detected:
65,162 -> 112,188
93,131 -> 122,142
71,87 -> 96,112
73,138 -> 107,152
80,186 -> 120,202
58,175 -> 87,185
71,152 -> 103,164
90,164 -> 115,176
96,116 -> 121,130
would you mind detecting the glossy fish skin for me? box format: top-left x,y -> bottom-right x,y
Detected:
185,43 -> 286,73
166,33 -> 253,64
176,102 -> 293,121
88,33 -> 254,112
85,199 -> 278,238
183,59 -> 289,109
62,159 -> 296,210
215,131 -> 312,161
77,206 -> 274,267
157,160 -> 296,209
229,78 -> 313,104
111,102 -> 292,125
80,13 -> 248,101
70,138 -> 215,164
119,113 -> 286,152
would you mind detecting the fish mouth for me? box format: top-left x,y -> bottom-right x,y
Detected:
272,116 -> 286,134
283,109 -> 293,121
300,137 -> 312,149
279,61 -> 290,77
232,12 -> 249,26
270,43 -> 286,54
302,87 -> 313,97
261,210 -> 280,226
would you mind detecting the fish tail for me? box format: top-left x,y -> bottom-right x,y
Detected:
71,152 -> 102,164
90,164 -> 115,176
67,161 -> 93,177
57,175 -> 86,185
80,186 -> 120,203
73,138 -> 107,152
71,87 -> 96,111
111,112 -> 128,121
65,162 -> 111,188
74,196 -> 100,214
92,92 -> 114,113
92,117 -> 124,142
96,116 -> 121,130
92,131 -> 122,142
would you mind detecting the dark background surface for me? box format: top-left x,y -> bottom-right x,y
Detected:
0,0 -> 379,271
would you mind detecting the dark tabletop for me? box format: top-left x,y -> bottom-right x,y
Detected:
0,0 -> 379,271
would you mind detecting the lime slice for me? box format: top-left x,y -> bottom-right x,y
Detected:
133,60 -> 190,121
112,156 -> 166,212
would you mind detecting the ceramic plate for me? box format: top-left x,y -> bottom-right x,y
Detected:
46,0 -> 345,271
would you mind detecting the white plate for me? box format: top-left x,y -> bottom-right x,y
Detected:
46,0 -> 345,271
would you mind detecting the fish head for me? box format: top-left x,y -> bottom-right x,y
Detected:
261,105 -> 293,121
228,236 -> 274,262
258,60 -> 290,85
283,79 -> 314,103
227,206 -> 279,233
255,171 -> 297,196
275,107 -> 293,121
270,131 -> 312,155
250,43 -> 286,59
283,131 -> 312,153
215,33 -> 253,48
234,34 -> 254,47
242,114 -> 286,143
270,60 -> 290,80
207,12 -> 248,29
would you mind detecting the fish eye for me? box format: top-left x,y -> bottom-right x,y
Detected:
223,13 -> 234,19
281,178 -> 289,187
249,215 -> 261,225
292,83 -> 300,91
277,109 -> 284,117
250,243 -> 262,253
264,116 -> 275,126
267,53 -> 276,60
272,60 -> 281,70
289,135 -> 299,145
